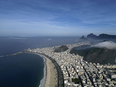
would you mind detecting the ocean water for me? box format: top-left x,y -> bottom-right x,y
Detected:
0,36 -> 77,87
0,53 -> 44,87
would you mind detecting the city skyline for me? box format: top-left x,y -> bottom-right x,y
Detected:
0,0 -> 116,36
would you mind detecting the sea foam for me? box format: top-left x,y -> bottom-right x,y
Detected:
39,57 -> 46,87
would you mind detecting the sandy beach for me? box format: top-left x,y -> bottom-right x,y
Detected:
39,54 -> 57,87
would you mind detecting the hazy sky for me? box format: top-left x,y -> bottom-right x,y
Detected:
0,0 -> 116,36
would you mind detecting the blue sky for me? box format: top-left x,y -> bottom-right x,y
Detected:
0,0 -> 116,36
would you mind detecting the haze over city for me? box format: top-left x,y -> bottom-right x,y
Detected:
0,0 -> 116,36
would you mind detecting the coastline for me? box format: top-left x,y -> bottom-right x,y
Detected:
19,52 -> 58,87
25,52 -> 64,87
39,55 -> 46,87
39,54 -> 57,87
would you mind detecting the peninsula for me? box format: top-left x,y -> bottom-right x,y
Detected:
24,41 -> 116,87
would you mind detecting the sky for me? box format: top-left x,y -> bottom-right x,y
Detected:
0,0 -> 116,36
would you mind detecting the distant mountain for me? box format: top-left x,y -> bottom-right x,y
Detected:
80,35 -> 86,39
54,45 -> 68,52
87,33 -> 97,39
87,33 -> 116,39
76,35 -> 89,42
98,34 -> 116,39
70,41 -> 116,64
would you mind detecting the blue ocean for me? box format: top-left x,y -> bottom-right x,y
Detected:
0,36 -> 77,87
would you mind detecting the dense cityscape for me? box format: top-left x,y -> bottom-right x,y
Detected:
26,42 -> 116,87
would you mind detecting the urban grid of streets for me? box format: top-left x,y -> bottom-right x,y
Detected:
27,42 -> 116,87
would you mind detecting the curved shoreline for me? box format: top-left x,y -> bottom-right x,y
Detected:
39,56 -> 46,87
13,50 -> 64,87
39,53 -> 64,87
32,52 -> 64,87
26,52 -> 57,87
38,54 -> 57,87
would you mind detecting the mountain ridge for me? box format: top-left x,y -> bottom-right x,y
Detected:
87,33 -> 116,39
